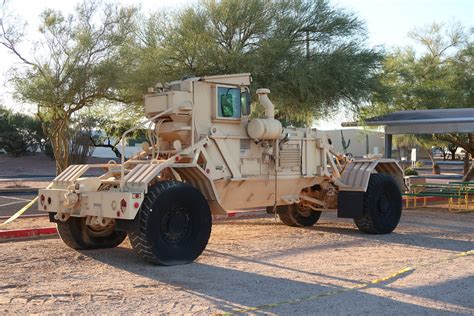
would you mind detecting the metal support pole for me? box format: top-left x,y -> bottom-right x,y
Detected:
385,133 -> 392,158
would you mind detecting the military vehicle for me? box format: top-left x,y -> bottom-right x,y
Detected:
39,73 -> 404,265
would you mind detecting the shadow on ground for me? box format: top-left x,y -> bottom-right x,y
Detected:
82,243 -> 460,314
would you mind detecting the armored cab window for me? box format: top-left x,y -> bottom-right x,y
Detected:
217,87 -> 241,119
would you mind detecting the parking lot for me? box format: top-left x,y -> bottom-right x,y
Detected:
0,193 -> 39,217
0,208 -> 473,314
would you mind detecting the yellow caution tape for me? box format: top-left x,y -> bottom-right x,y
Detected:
225,249 -> 473,315
1,197 -> 38,226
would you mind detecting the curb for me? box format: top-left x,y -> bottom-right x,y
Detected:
0,227 -> 57,240
1,210 -> 268,242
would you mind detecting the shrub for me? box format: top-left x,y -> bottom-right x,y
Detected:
415,161 -> 424,168
0,107 -> 44,156
404,167 -> 418,176
0,108 -> 26,156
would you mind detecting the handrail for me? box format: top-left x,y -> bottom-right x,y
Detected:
120,100 -> 193,190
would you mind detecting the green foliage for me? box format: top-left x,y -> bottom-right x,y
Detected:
0,1 -> 137,172
404,167 -> 418,176
366,23 -> 472,114
362,22 -> 473,160
121,0 -> 382,126
0,106 -> 44,156
415,161 -> 424,168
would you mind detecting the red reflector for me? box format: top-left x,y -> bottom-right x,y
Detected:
134,202 -> 140,209
175,156 -> 180,161
120,199 -> 127,212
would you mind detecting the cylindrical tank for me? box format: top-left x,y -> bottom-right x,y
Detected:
247,118 -> 283,140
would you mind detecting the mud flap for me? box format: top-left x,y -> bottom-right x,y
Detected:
49,212 -> 59,223
337,191 -> 364,218
115,217 -> 139,233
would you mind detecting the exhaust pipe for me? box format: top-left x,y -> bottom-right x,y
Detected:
247,88 -> 282,140
256,88 -> 274,119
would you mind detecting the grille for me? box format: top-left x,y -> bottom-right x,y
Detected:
279,143 -> 301,170
240,139 -> 251,152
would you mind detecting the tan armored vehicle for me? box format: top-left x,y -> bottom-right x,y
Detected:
39,73 -> 404,265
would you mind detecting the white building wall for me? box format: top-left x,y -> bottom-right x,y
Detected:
91,144 -> 143,159
321,129 -> 385,158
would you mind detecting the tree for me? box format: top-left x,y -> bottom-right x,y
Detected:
123,0 -> 382,126
394,134 -> 440,174
361,22 -> 473,176
446,143 -> 458,160
0,1 -> 136,173
0,106 -> 44,156
340,130 -> 351,153
79,104 -> 144,159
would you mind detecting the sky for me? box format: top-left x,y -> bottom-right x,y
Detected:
0,0 -> 472,129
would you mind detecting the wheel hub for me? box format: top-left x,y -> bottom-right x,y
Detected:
378,193 -> 391,217
297,206 -> 313,217
85,221 -> 115,237
161,207 -> 191,243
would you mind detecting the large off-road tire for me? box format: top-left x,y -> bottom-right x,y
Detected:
57,217 -> 127,250
129,181 -> 212,265
277,204 -> 322,227
354,173 -> 402,234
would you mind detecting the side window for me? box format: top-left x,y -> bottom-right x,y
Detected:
217,87 -> 241,119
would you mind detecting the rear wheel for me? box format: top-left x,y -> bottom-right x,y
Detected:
57,217 -> 127,250
277,204 -> 322,227
129,181 -> 212,265
354,173 -> 402,234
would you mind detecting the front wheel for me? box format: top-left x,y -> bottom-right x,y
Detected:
354,173 -> 402,234
57,217 -> 127,250
129,181 -> 212,265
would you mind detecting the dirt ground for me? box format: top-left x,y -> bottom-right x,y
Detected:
0,208 -> 473,315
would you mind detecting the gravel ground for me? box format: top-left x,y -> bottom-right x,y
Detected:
0,208 -> 473,315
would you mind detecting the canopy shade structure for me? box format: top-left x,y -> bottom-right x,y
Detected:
342,108 -> 474,158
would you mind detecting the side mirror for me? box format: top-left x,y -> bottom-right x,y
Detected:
241,89 -> 251,116
221,93 -> 234,117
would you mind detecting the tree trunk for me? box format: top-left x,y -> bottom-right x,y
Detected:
449,148 -> 457,160
424,146 -> 439,174
90,136 -> 122,159
462,153 -> 473,182
48,118 -> 70,175
463,164 -> 473,182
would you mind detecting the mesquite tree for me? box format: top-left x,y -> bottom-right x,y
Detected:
0,1 -> 136,174
123,0 -> 382,126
